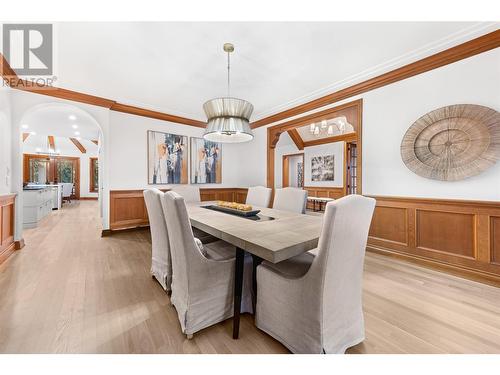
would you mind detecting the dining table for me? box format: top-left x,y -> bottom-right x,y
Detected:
186,201 -> 323,339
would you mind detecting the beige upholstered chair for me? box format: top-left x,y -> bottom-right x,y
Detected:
170,185 -> 200,202
170,185 -> 216,242
143,188 -> 172,291
256,195 -> 376,353
272,187 -> 308,214
161,191 -> 253,338
246,186 -> 272,208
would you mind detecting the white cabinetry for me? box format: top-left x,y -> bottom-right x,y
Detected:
23,188 -> 53,228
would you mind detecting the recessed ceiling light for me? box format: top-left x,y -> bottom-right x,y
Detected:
72,124 -> 78,129
30,131 -> 36,135
21,124 -> 29,129
69,115 -> 77,121
74,131 -> 80,135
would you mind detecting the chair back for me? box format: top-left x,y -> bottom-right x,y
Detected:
161,191 -> 203,299
170,185 -> 200,203
272,187 -> 308,214
61,183 -> 73,198
246,186 -> 272,208
311,195 -> 375,343
143,188 -> 171,288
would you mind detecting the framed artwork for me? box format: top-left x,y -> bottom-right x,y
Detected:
190,137 -> 222,184
147,130 -> 188,184
311,155 -> 334,181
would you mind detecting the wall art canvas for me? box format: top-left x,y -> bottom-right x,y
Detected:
148,130 -> 188,184
311,155 -> 334,181
190,137 -> 222,184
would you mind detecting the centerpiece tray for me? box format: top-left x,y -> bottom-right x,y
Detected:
203,204 -> 261,217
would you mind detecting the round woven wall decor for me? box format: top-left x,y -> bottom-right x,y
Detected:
401,104 -> 500,181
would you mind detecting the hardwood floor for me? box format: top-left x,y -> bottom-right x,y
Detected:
0,201 -> 499,354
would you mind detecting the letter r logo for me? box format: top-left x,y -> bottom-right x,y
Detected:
3,24 -> 53,75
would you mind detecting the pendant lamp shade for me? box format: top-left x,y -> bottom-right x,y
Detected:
203,97 -> 254,143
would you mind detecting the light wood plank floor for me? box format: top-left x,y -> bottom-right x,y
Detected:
0,200 -> 499,354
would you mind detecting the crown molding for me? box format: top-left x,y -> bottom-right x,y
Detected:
251,27 -> 500,129
0,52 -> 206,128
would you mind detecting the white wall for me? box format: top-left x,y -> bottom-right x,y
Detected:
239,48 -> 500,201
304,141 -> 344,187
108,111 -> 242,190
362,48 -> 500,200
0,89 -> 12,195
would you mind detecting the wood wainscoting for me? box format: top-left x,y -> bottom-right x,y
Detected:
0,194 -> 16,264
367,196 -> 500,285
303,186 -> 344,210
109,188 -> 249,231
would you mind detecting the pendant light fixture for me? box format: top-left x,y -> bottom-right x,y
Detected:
203,43 -> 254,143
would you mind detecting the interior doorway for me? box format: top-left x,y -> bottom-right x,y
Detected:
282,153 -> 304,188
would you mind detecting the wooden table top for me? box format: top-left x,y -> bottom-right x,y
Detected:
186,202 -> 323,263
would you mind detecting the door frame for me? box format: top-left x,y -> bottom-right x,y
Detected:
282,153 -> 305,188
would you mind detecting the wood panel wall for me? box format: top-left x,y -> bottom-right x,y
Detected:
109,188 -> 248,230
0,194 -> 16,264
367,196 -> 500,284
303,186 -> 345,210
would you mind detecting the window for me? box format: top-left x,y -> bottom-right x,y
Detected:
90,157 -> 99,192
56,159 -> 75,183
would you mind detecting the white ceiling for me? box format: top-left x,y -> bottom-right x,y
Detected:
21,103 -> 101,140
52,22 -> 498,121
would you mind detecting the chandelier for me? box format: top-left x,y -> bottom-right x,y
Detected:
203,43 -> 254,143
309,116 -> 349,137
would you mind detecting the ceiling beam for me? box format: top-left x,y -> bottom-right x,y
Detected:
91,140 -> 98,145
287,129 -> 304,150
70,138 -> 86,153
251,29 -> 500,129
302,133 -> 357,148
22,133 -> 30,142
48,136 -> 56,151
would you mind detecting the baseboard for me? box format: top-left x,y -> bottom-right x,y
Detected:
0,242 -> 16,264
367,245 -> 500,287
14,239 -> 25,250
79,197 -> 98,200
101,226 -> 149,237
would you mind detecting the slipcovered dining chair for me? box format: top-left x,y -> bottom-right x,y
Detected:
170,185 -> 215,243
170,185 -> 201,203
272,187 -> 308,214
161,191 -> 253,338
246,186 -> 272,208
143,188 -> 172,291
256,195 -> 376,353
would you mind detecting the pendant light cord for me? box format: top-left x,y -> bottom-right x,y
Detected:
227,50 -> 231,97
